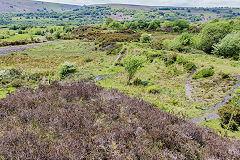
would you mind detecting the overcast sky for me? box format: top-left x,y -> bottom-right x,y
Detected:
36,0 -> 240,7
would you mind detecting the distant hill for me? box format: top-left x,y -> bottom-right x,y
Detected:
93,3 -> 181,10
0,0 -> 81,13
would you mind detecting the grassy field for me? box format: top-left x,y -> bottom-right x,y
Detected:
1,38 -> 239,139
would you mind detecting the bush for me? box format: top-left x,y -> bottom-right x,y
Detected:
219,71 -> 230,79
198,22 -> 232,53
179,32 -> 193,46
123,55 -> 146,84
133,78 -> 150,86
151,39 -> 164,50
162,53 -> 177,66
83,56 -> 93,63
140,33 -> 152,43
213,31 -> 240,59
218,105 -> 240,131
34,30 -> 44,36
0,35 -> 4,39
192,67 -> 215,79
184,62 -> 197,73
54,31 -> 61,39
147,86 -> 161,94
59,62 -> 77,79
18,30 -> 23,34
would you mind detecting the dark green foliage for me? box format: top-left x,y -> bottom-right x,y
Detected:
162,52 -> 177,66
172,19 -> 190,31
213,32 -> 240,59
54,31 -> 61,39
219,71 -> 230,79
198,22 -> 232,53
192,67 -> 215,79
133,78 -> 149,86
123,55 -> 146,84
140,33 -> 152,43
179,32 -> 193,46
59,62 -> 77,79
218,105 -> 240,131
0,81 -> 239,159
184,62 -> 197,73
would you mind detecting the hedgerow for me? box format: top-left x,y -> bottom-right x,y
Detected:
0,81 -> 239,159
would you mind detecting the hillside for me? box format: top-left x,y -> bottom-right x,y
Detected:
0,0 -> 80,12
0,81 -> 239,159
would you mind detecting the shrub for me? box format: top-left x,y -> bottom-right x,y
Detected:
151,39 -> 164,50
192,67 -> 215,79
83,56 -> 93,63
198,22 -> 232,53
172,19 -> 190,31
179,32 -> 193,46
219,71 -> 230,79
133,78 -> 149,86
213,31 -> 240,59
140,33 -> 152,43
0,35 -> 4,39
34,30 -> 43,36
54,31 -> 61,39
218,105 -> 240,131
147,86 -> 161,94
123,55 -> 146,84
18,30 -> 23,34
162,53 -> 177,66
59,62 -> 77,79
46,36 -> 54,41
184,62 -> 197,73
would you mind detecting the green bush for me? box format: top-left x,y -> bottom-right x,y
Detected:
34,30 -> 44,36
0,35 -> 5,39
192,67 -> 215,79
151,39 -> 164,50
54,31 -> 61,39
59,62 -> 77,79
178,32 -> 193,46
184,62 -> 197,73
198,22 -> 232,53
140,33 -> 152,43
219,71 -> 230,79
133,78 -> 149,86
213,32 -> 240,59
18,30 -> 23,34
123,55 -> 146,84
83,56 -> 93,63
218,105 -> 240,131
162,53 -> 177,66
147,86 -> 161,94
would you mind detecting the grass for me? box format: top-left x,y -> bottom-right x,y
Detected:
198,119 -> 240,140
0,86 -> 16,98
0,39 -> 239,139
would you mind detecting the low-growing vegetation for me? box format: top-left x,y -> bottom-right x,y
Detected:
0,81 -> 239,159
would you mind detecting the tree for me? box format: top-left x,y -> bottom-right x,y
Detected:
198,21 -> 232,53
105,17 -> 114,26
140,33 -> 152,43
109,21 -> 121,29
123,55 -> 146,84
213,31 -> 240,59
172,19 -> 190,31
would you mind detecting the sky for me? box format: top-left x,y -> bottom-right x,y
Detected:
36,0 -> 240,7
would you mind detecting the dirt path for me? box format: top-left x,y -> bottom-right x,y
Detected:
0,41 -> 54,55
188,75 -> 240,123
185,67 -> 198,102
